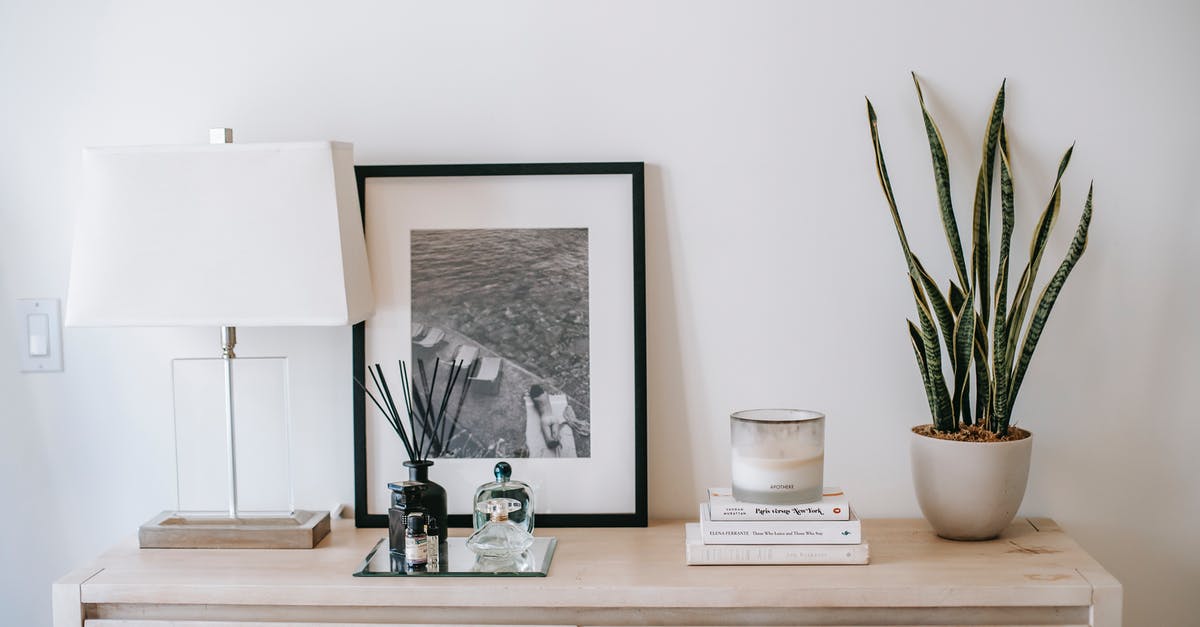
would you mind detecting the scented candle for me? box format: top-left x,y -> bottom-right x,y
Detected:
730,409 -> 825,504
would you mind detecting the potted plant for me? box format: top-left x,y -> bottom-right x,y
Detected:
865,75 -> 1094,540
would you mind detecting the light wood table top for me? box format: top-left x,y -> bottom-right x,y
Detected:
56,517 -> 1122,626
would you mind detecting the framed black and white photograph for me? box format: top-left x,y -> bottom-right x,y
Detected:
353,163 -> 646,527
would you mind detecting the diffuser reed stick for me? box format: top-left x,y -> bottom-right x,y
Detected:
355,357 -> 477,462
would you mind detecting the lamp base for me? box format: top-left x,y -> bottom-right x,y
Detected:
138,510 -> 331,549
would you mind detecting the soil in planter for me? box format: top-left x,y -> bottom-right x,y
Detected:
913,424 -> 1031,442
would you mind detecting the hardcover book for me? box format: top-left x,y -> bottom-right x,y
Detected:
685,523 -> 868,565
706,487 -> 850,521
698,504 -> 862,545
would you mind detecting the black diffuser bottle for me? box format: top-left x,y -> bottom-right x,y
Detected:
358,356 -> 473,572
388,461 -> 448,561
402,460 -> 448,537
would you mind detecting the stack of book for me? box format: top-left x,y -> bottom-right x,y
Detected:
686,487 -> 869,565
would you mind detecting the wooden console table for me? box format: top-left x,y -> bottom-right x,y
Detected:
54,517 -> 1120,626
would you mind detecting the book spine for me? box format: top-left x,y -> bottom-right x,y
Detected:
686,543 -> 869,565
707,502 -> 851,521
699,524 -> 862,544
698,506 -> 862,545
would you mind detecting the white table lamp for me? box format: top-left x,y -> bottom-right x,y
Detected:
66,129 -> 373,548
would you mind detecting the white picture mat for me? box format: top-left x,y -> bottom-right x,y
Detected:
363,173 -> 636,516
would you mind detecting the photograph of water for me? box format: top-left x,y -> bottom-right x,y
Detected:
410,228 -> 591,458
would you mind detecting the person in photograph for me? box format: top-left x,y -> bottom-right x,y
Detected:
525,384 -> 577,458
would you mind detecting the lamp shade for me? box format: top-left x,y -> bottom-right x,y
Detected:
66,141 -> 374,327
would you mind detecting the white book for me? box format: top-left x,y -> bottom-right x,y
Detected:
685,523 -> 869,565
698,503 -> 862,544
707,487 -> 851,521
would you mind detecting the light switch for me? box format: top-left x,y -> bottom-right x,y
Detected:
17,298 -> 63,373
28,313 -> 50,356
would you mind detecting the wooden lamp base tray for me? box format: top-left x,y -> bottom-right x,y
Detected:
139,510 -> 331,549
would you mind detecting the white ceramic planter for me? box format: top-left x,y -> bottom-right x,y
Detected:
910,427 -> 1032,541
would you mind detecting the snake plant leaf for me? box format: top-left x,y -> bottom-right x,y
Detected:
947,279 -> 975,425
908,320 -> 928,372
948,281 -> 966,314
960,382 -> 973,427
912,73 -> 970,288
1006,144 -> 1073,361
867,98 -> 917,270
1007,184 -> 1094,427
910,275 -> 954,430
1056,142 -> 1076,181
991,125 -> 1016,429
972,314 -> 991,428
1005,265 -> 1032,364
908,320 -> 938,419
912,254 -> 957,352
971,80 -> 1006,330
950,289 -> 976,428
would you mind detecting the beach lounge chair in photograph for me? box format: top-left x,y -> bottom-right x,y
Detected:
452,345 -> 479,369
414,327 -> 445,349
469,356 -> 501,394
411,323 -> 426,341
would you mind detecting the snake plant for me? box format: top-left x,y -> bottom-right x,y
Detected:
866,75 -> 1093,436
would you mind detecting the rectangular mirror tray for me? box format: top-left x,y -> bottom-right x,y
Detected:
353,536 -> 557,577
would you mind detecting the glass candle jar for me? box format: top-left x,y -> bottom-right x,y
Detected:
730,409 -> 825,504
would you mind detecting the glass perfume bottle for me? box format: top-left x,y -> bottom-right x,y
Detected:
471,549 -> 534,573
467,498 -> 535,559
472,462 -> 534,533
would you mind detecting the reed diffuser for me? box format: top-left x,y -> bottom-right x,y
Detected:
356,358 -> 476,556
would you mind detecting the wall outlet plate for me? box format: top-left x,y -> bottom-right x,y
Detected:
17,298 -> 63,373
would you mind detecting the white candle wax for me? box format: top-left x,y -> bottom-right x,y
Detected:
730,450 -> 824,502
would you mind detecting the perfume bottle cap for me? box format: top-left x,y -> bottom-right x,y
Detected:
476,497 -> 522,521
493,461 -> 512,481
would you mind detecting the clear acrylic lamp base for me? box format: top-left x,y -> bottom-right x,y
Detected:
138,355 -> 329,549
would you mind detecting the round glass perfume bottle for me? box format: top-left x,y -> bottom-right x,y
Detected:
472,461 -> 534,533
466,498 -> 534,559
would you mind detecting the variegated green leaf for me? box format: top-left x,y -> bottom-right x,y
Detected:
972,80 -> 1006,330
867,98 -> 917,271
912,73 -> 970,288
950,290 -> 975,430
1005,265 -> 1032,361
1007,184 -> 1094,427
871,97 -> 948,423
946,280 -> 975,425
992,125 -> 1015,428
973,314 -> 991,428
1007,144 -> 1073,361
948,281 -> 966,315
908,320 -> 937,418
912,255 -> 956,354
960,382 -> 973,427
1056,143 -> 1075,180
911,275 -> 954,430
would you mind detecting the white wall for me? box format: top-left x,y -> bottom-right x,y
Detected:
2,1 -> 1196,624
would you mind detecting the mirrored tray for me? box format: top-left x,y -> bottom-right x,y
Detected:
353,536 -> 558,577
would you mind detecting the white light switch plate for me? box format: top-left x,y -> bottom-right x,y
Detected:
17,298 -> 63,373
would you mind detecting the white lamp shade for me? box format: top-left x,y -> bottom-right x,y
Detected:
66,141 -> 374,327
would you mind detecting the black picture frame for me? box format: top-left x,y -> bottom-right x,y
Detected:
353,162 -> 647,528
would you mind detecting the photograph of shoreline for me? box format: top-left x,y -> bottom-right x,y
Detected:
409,227 -> 591,458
